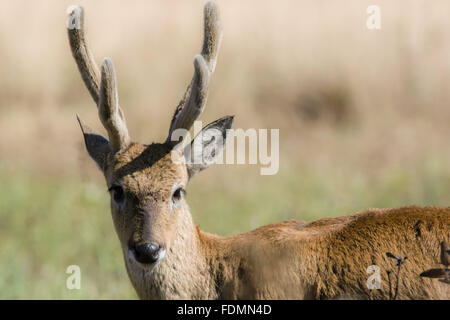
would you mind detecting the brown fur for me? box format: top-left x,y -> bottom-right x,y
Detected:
70,2 -> 449,300
100,142 -> 449,300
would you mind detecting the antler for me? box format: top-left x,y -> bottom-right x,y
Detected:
67,6 -> 130,152
166,1 -> 223,146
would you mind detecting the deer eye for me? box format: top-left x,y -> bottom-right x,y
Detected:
109,185 -> 125,204
171,187 -> 186,207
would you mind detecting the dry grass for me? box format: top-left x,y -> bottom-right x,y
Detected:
1,0 -> 450,298
2,0 -> 450,175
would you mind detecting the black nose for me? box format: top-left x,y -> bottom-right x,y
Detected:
133,242 -> 161,264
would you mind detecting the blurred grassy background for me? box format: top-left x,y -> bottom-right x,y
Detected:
1,0 -> 450,299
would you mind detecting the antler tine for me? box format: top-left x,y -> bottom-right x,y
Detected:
67,6 -> 100,103
98,58 -> 130,152
166,1 -> 223,146
67,5 -> 129,151
201,1 -> 223,73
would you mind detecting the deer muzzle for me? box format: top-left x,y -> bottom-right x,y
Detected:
129,241 -> 166,264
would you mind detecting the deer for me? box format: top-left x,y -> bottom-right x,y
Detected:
67,2 -> 449,299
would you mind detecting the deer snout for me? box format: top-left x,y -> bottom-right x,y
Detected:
131,242 -> 164,264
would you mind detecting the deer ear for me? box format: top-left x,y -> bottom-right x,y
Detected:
185,116 -> 234,179
77,116 -> 111,171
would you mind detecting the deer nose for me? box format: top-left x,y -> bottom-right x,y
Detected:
133,242 -> 161,264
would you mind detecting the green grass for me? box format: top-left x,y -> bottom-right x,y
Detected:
1,157 -> 450,299
0,170 -> 136,299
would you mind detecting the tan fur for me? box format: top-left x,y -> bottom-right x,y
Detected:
101,143 -> 449,300
69,2 -> 449,300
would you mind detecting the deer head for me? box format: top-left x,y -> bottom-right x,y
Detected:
68,2 -> 231,268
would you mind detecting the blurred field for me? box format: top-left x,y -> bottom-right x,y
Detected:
1,0 -> 450,299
